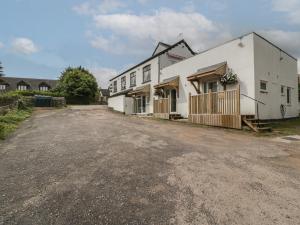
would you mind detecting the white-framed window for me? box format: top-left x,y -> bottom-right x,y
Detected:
287,87 -> 291,105
17,85 -> 27,91
143,65 -> 151,83
204,81 -> 218,93
260,80 -> 267,91
39,86 -> 49,91
121,76 -> 126,90
130,72 -> 136,87
0,84 -> 6,90
113,80 -> 117,93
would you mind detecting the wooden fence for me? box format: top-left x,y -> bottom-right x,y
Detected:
189,86 -> 241,129
153,97 -> 170,119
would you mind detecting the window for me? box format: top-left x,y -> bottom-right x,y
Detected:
0,84 -> 6,90
281,85 -> 285,95
204,81 -> 218,93
17,85 -> 27,91
287,87 -> 291,104
39,86 -> 49,91
260,81 -> 267,91
113,80 -> 117,93
121,76 -> 126,90
143,65 -> 151,83
130,72 -> 136,87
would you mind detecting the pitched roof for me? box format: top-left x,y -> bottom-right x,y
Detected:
109,39 -> 195,81
152,42 -> 171,56
100,89 -> 110,96
0,77 -> 58,90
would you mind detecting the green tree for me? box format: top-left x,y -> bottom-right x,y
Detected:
0,61 -> 4,77
56,66 -> 99,104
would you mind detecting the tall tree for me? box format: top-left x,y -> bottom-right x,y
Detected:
0,61 -> 4,77
56,66 -> 99,104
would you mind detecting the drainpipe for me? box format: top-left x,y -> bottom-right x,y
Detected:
158,56 -> 161,83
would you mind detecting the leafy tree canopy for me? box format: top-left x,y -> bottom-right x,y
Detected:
56,66 -> 99,104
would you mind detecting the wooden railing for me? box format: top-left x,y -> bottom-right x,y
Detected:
153,98 -> 170,119
189,86 -> 240,115
188,86 -> 241,129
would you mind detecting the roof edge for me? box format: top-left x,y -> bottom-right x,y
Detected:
109,39 -> 195,81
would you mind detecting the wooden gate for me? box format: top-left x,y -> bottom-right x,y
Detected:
153,97 -> 170,119
188,86 -> 241,129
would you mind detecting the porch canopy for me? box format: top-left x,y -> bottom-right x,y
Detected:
154,76 -> 179,96
187,62 -> 227,93
128,84 -> 150,97
154,76 -> 179,90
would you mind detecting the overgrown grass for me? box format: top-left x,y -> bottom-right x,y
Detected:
268,117 -> 300,136
0,109 -> 32,140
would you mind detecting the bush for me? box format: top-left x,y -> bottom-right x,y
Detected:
0,109 -> 32,139
56,66 -> 99,104
11,90 -> 64,97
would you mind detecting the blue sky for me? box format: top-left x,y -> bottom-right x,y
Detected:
0,0 -> 299,87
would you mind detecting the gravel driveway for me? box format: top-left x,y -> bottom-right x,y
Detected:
1,106 -> 299,225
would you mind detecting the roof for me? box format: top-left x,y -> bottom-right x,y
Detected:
0,76 -> 58,90
152,42 -> 171,56
109,39 -> 195,81
128,84 -> 151,96
109,88 -> 133,97
100,89 -> 110,96
187,62 -> 227,81
154,76 -> 179,89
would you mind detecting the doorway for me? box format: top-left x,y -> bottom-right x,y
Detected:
136,96 -> 146,113
170,89 -> 177,113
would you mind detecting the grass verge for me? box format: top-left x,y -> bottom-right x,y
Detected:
268,117 -> 300,136
0,108 -> 32,140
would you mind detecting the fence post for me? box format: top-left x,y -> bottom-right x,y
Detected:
208,89 -> 212,114
237,84 -> 240,115
168,95 -> 171,114
188,92 -> 191,116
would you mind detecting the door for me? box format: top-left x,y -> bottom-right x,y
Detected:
124,97 -> 134,115
136,96 -> 146,113
170,89 -> 177,113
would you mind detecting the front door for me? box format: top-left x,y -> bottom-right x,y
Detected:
170,89 -> 177,113
136,96 -> 146,113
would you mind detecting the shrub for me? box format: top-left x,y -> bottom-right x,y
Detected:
56,66 -> 99,104
0,109 -> 32,139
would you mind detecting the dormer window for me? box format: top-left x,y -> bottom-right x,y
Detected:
17,81 -> 30,91
0,84 -> 6,90
39,82 -> 50,91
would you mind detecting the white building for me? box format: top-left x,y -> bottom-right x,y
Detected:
109,32 -> 299,130
108,40 -> 195,114
159,32 -> 298,121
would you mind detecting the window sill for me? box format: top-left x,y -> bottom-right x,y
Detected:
130,85 -> 136,88
260,90 -> 268,94
142,80 -> 151,84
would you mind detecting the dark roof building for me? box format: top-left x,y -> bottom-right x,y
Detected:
100,89 -> 110,97
0,77 -> 58,92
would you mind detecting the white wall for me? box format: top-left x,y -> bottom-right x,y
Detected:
108,42 -> 194,114
160,34 -> 256,118
108,95 -> 125,113
253,34 -> 299,119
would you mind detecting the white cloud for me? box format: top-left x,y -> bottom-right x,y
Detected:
272,0 -> 300,24
258,30 -> 300,72
73,0 -> 125,15
89,66 -> 118,88
12,38 -> 38,54
90,8 -> 231,55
